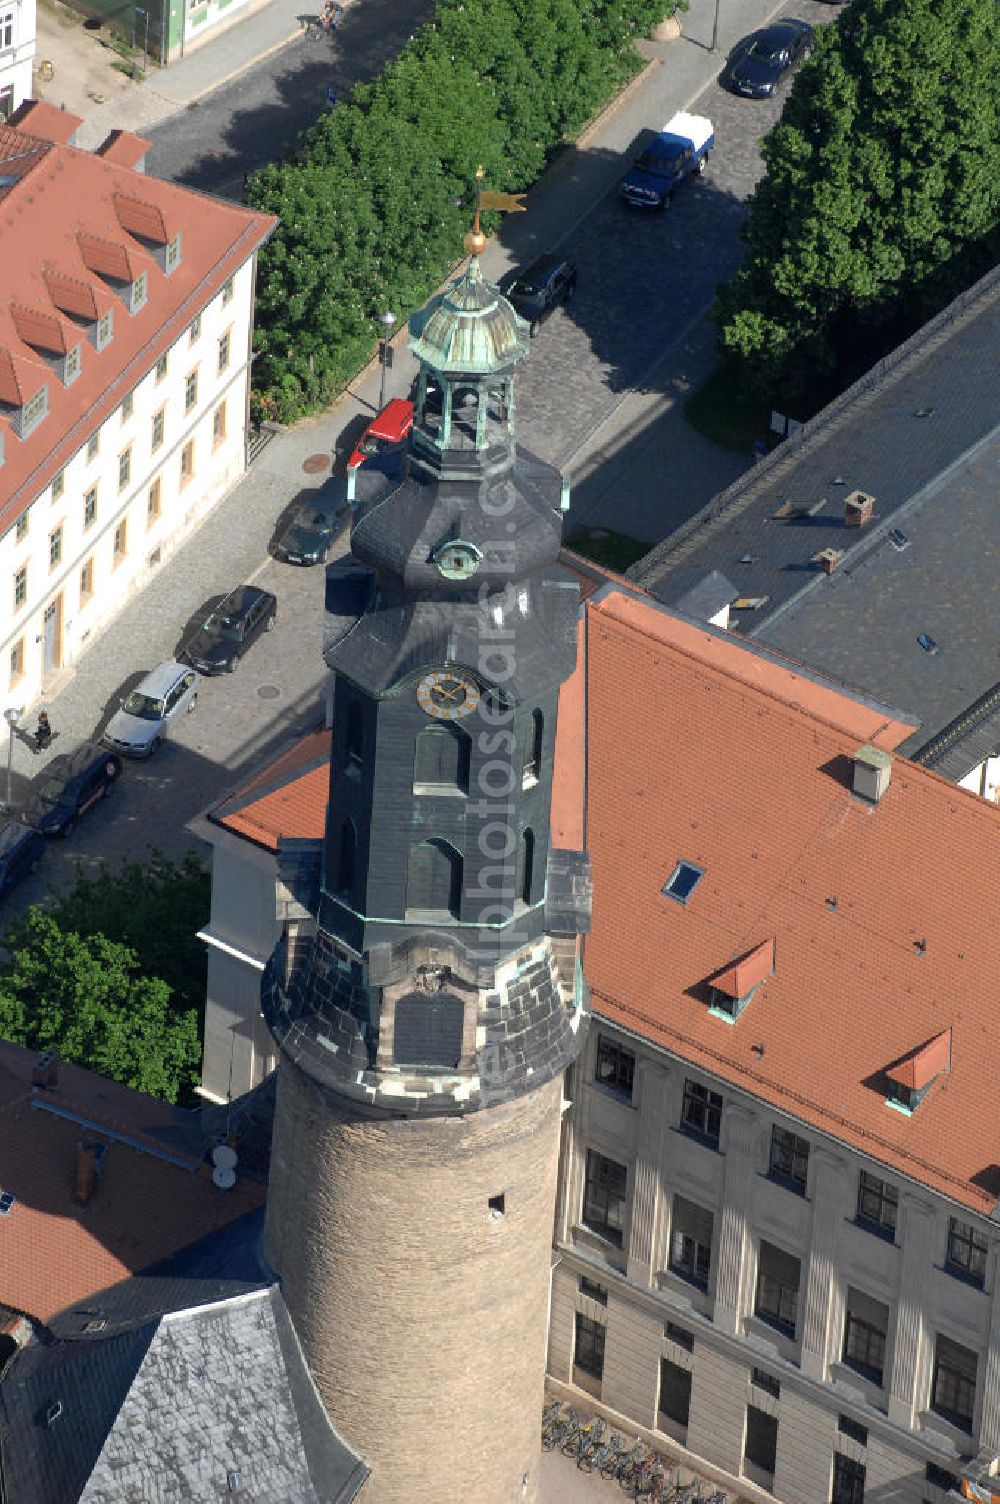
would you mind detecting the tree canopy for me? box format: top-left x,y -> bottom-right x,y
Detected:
248,0 -> 677,421
715,0 -> 1000,410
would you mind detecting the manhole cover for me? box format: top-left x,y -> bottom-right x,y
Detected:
258,684 -> 281,700
302,452 -> 331,475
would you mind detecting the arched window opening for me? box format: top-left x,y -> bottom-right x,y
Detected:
515,827 -> 535,908
486,383 -> 509,426
413,724 -> 470,795
522,709 -> 543,788
337,818 -> 356,898
406,838 -> 463,919
451,387 -> 479,449
346,700 -> 363,765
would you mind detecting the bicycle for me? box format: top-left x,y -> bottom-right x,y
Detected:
616,1439 -> 654,1490
571,1416 -> 606,1467
541,1400 -> 575,1450
600,1432 -> 633,1478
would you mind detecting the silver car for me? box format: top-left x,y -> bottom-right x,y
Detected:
102,660 -> 200,757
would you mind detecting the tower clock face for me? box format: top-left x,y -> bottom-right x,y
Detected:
416,670 -> 481,720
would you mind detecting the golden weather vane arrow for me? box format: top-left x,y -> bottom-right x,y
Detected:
463,165 -> 527,255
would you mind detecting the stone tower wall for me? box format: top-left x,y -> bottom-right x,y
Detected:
264,1064 -> 564,1503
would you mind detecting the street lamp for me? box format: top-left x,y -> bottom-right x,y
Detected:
3,706 -> 23,813
711,0 -> 721,52
378,310 -> 397,412
135,7 -> 149,75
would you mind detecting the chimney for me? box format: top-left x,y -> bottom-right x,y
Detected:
844,489 -> 874,527
853,744 -> 892,804
812,548 -> 842,575
74,1141 -> 101,1205
32,1050 -> 59,1089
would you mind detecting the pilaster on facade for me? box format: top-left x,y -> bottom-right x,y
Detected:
888,1194 -> 935,1428
975,1249 -> 1000,1452
627,1060 -> 673,1288
713,1104 -> 756,1334
800,1144 -> 850,1380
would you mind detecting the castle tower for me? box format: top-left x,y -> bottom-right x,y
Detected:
262,245 -> 590,1503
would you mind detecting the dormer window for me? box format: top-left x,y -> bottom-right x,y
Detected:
164,233 -> 182,274
708,939 -> 775,1023
662,860 -> 703,904
19,384 -> 48,439
64,344 -> 82,386
96,309 -> 114,350
884,1028 -> 951,1115
129,271 -> 148,314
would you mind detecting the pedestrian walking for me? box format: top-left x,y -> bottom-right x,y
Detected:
33,709 -> 52,753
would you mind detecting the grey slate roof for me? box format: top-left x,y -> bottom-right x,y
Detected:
0,1287 -> 367,1504
657,567 -> 737,623
633,264 -> 1000,774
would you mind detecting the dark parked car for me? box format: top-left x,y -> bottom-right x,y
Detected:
0,821 -> 46,896
722,20 -> 813,97
21,744 -> 123,838
273,483 -> 351,566
180,585 -> 278,675
505,255 -> 577,336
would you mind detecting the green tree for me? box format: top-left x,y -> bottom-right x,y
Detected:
716,0 -> 1000,409
0,910 -> 200,1103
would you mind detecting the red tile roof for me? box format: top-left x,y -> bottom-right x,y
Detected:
0,1042 -> 264,1325
210,729 -> 332,851
0,119 -> 275,532
582,589 -> 1000,1215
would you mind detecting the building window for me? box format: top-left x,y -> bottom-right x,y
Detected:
681,1078 -> 723,1145
51,470 -> 64,501
87,431 -> 100,462
13,565 -> 27,610
9,638 -> 24,685
96,309 -> 114,350
337,818 -> 356,897
856,1170 -> 898,1240
842,1288 -> 889,1386
769,1125 -> 809,1192
64,344 -> 81,385
752,1367 -> 780,1399
213,401 -> 227,447
130,271 -> 148,312
113,520 -> 128,565
151,408 -> 165,451
413,723 -> 470,794
522,708 -> 543,787
49,526 -> 62,570
515,826 -> 534,907
164,233 -> 182,273
755,1240 -> 800,1337
659,1359 -> 692,1430
80,558 -> 94,605
218,331 -> 231,374
595,1035 -> 635,1101
946,1217 -> 987,1288
926,1463 -> 961,1493
931,1335 -> 978,1432
21,385 -> 48,437
84,487 -> 97,529
120,391 -> 134,422
579,1276 -> 608,1306
189,314 -> 202,344
346,699 -> 363,763
118,446 -> 132,491
147,478 -> 161,525
838,1415 -> 868,1446
15,511 -> 28,542
744,1405 -> 778,1479
582,1149 -> 627,1247
185,369 -> 199,412
180,440 -> 194,487
405,837 -> 462,919
222,276 -> 235,305
393,990 -> 464,1070
573,1312 -> 605,1381
669,1194 -> 714,1289
663,860 -> 703,903
0,10 -> 15,49
155,353 -> 168,383
832,1453 -> 866,1504
665,1321 -> 694,1352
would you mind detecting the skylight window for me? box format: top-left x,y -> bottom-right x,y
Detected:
0,1191 -> 14,1215
663,861 -> 703,904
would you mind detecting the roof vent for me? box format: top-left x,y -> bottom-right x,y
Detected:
32,1049 -> 59,1089
885,1028 -> 951,1114
708,938 -> 775,1022
212,1143 -> 238,1190
844,490 -> 874,528
74,1140 -> 106,1205
852,745 -> 892,805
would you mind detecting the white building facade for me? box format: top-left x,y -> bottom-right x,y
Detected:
0,0 -> 34,123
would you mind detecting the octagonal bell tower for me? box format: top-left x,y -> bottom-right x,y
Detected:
262,240 -> 590,1503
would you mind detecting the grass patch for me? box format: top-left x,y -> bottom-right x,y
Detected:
684,362 -> 773,455
564,525 -> 650,574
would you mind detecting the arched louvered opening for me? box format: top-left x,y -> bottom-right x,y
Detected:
515,827 -> 535,908
406,838 -> 463,919
523,708 -> 543,787
337,818 -> 356,899
413,723 -> 470,794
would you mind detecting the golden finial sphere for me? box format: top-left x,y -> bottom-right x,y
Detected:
463,229 -> 487,256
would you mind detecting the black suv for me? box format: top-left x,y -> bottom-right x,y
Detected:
180,585 -> 278,675
505,254 -> 577,336
0,822 -> 46,896
21,745 -> 123,837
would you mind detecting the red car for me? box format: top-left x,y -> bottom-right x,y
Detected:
347,398 -> 414,469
